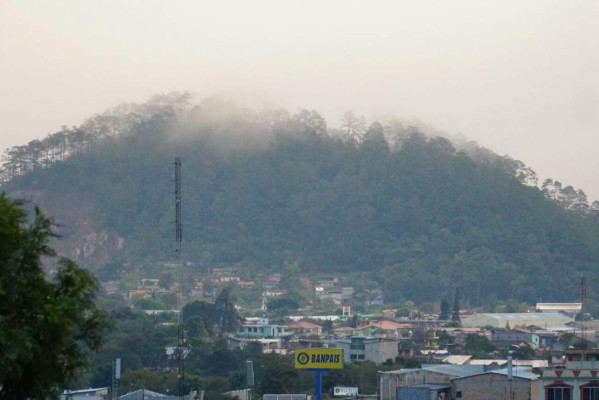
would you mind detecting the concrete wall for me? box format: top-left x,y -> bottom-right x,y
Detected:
453,374 -> 533,400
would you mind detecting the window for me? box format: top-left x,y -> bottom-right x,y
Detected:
456,391 -> 462,398
582,385 -> 599,400
357,354 -> 365,360
350,354 -> 357,360
546,385 -> 572,400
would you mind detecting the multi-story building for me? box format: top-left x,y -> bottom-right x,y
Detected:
237,317 -> 291,339
335,336 -> 398,364
538,348 -> 599,400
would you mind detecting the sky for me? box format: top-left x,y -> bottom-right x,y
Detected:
1,1 -> 598,200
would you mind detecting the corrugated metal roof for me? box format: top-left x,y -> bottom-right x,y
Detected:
443,355 -> 473,365
421,364 -> 488,377
381,364 -> 486,377
452,366 -> 539,381
484,312 -> 568,320
536,303 -> 582,311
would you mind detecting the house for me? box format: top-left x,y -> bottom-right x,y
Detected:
333,320 -> 411,338
316,286 -> 354,305
315,276 -> 340,287
491,328 -> 540,348
285,320 -> 322,337
237,317 -> 291,339
535,330 -> 561,348
211,275 -> 240,284
140,278 -> 161,291
440,327 -> 491,348
537,348 -> 599,400
262,274 -> 282,289
227,337 -> 286,354
263,289 -> 288,298
335,336 -> 398,364
363,320 -> 412,337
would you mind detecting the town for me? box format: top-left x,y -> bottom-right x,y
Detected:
90,264 -> 597,400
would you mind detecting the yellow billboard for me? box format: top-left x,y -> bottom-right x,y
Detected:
294,348 -> 343,369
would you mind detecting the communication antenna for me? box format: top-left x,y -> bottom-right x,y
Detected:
174,157 -> 185,396
175,157 -> 182,258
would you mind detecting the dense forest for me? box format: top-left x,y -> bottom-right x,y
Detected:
2,92 -> 599,309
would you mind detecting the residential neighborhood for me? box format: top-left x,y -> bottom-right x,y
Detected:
105,267 -> 599,400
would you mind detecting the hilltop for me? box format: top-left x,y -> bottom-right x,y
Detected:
2,92 -> 599,309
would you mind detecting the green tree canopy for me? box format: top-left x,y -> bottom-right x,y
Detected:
214,287 -> 243,336
0,194 -> 110,399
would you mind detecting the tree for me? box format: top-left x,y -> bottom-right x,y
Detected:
214,287 -> 243,335
322,319 -> 334,334
0,194 -> 110,399
340,110 -> 366,142
464,334 -> 495,358
451,288 -> 461,324
439,299 -> 450,321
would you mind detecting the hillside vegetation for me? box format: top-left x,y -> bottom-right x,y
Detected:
2,93 -> 599,309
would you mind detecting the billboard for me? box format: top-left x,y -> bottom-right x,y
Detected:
294,348 -> 343,369
333,387 -> 358,396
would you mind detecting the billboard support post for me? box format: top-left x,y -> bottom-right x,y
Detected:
309,369 -> 329,400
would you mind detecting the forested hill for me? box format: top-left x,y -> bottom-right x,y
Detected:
2,93 -> 599,308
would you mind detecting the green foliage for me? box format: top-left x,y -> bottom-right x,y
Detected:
253,353 -> 300,396
323,361 -> 380,395
451,289 -> 461,324
214,287 -> 243,336
464,334 -> 495,358
0,194 -> 110,399
439,299 -> 450,320
182,300 -> 216,336
3,94 -> 599,310
266,297 -> 300,312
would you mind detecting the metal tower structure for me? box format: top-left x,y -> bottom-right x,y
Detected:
175,157 -> 182,258
174,157 -> 185,397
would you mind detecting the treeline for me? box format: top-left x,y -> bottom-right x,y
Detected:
3,93 -> 596,214
0,92 -> 190,182
3,93 -> 599,309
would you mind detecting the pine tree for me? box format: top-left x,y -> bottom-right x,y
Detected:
451,288 -> 461,324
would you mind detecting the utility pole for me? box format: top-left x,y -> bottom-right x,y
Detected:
581,275 -> 587,350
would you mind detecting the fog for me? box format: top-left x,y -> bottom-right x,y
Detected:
1,1 -> 598,199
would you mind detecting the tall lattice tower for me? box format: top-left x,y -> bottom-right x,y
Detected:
174,157 -> 185,396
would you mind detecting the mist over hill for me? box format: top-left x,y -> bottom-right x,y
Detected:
2,92 -> 599,309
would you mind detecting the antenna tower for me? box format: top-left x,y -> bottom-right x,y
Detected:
174,157 -> 185,396
175,157 -> 182,258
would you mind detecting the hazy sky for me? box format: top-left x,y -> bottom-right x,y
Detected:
1,1 -> 598,199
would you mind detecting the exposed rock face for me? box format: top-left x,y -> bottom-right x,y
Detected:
10,189 -> 124,271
